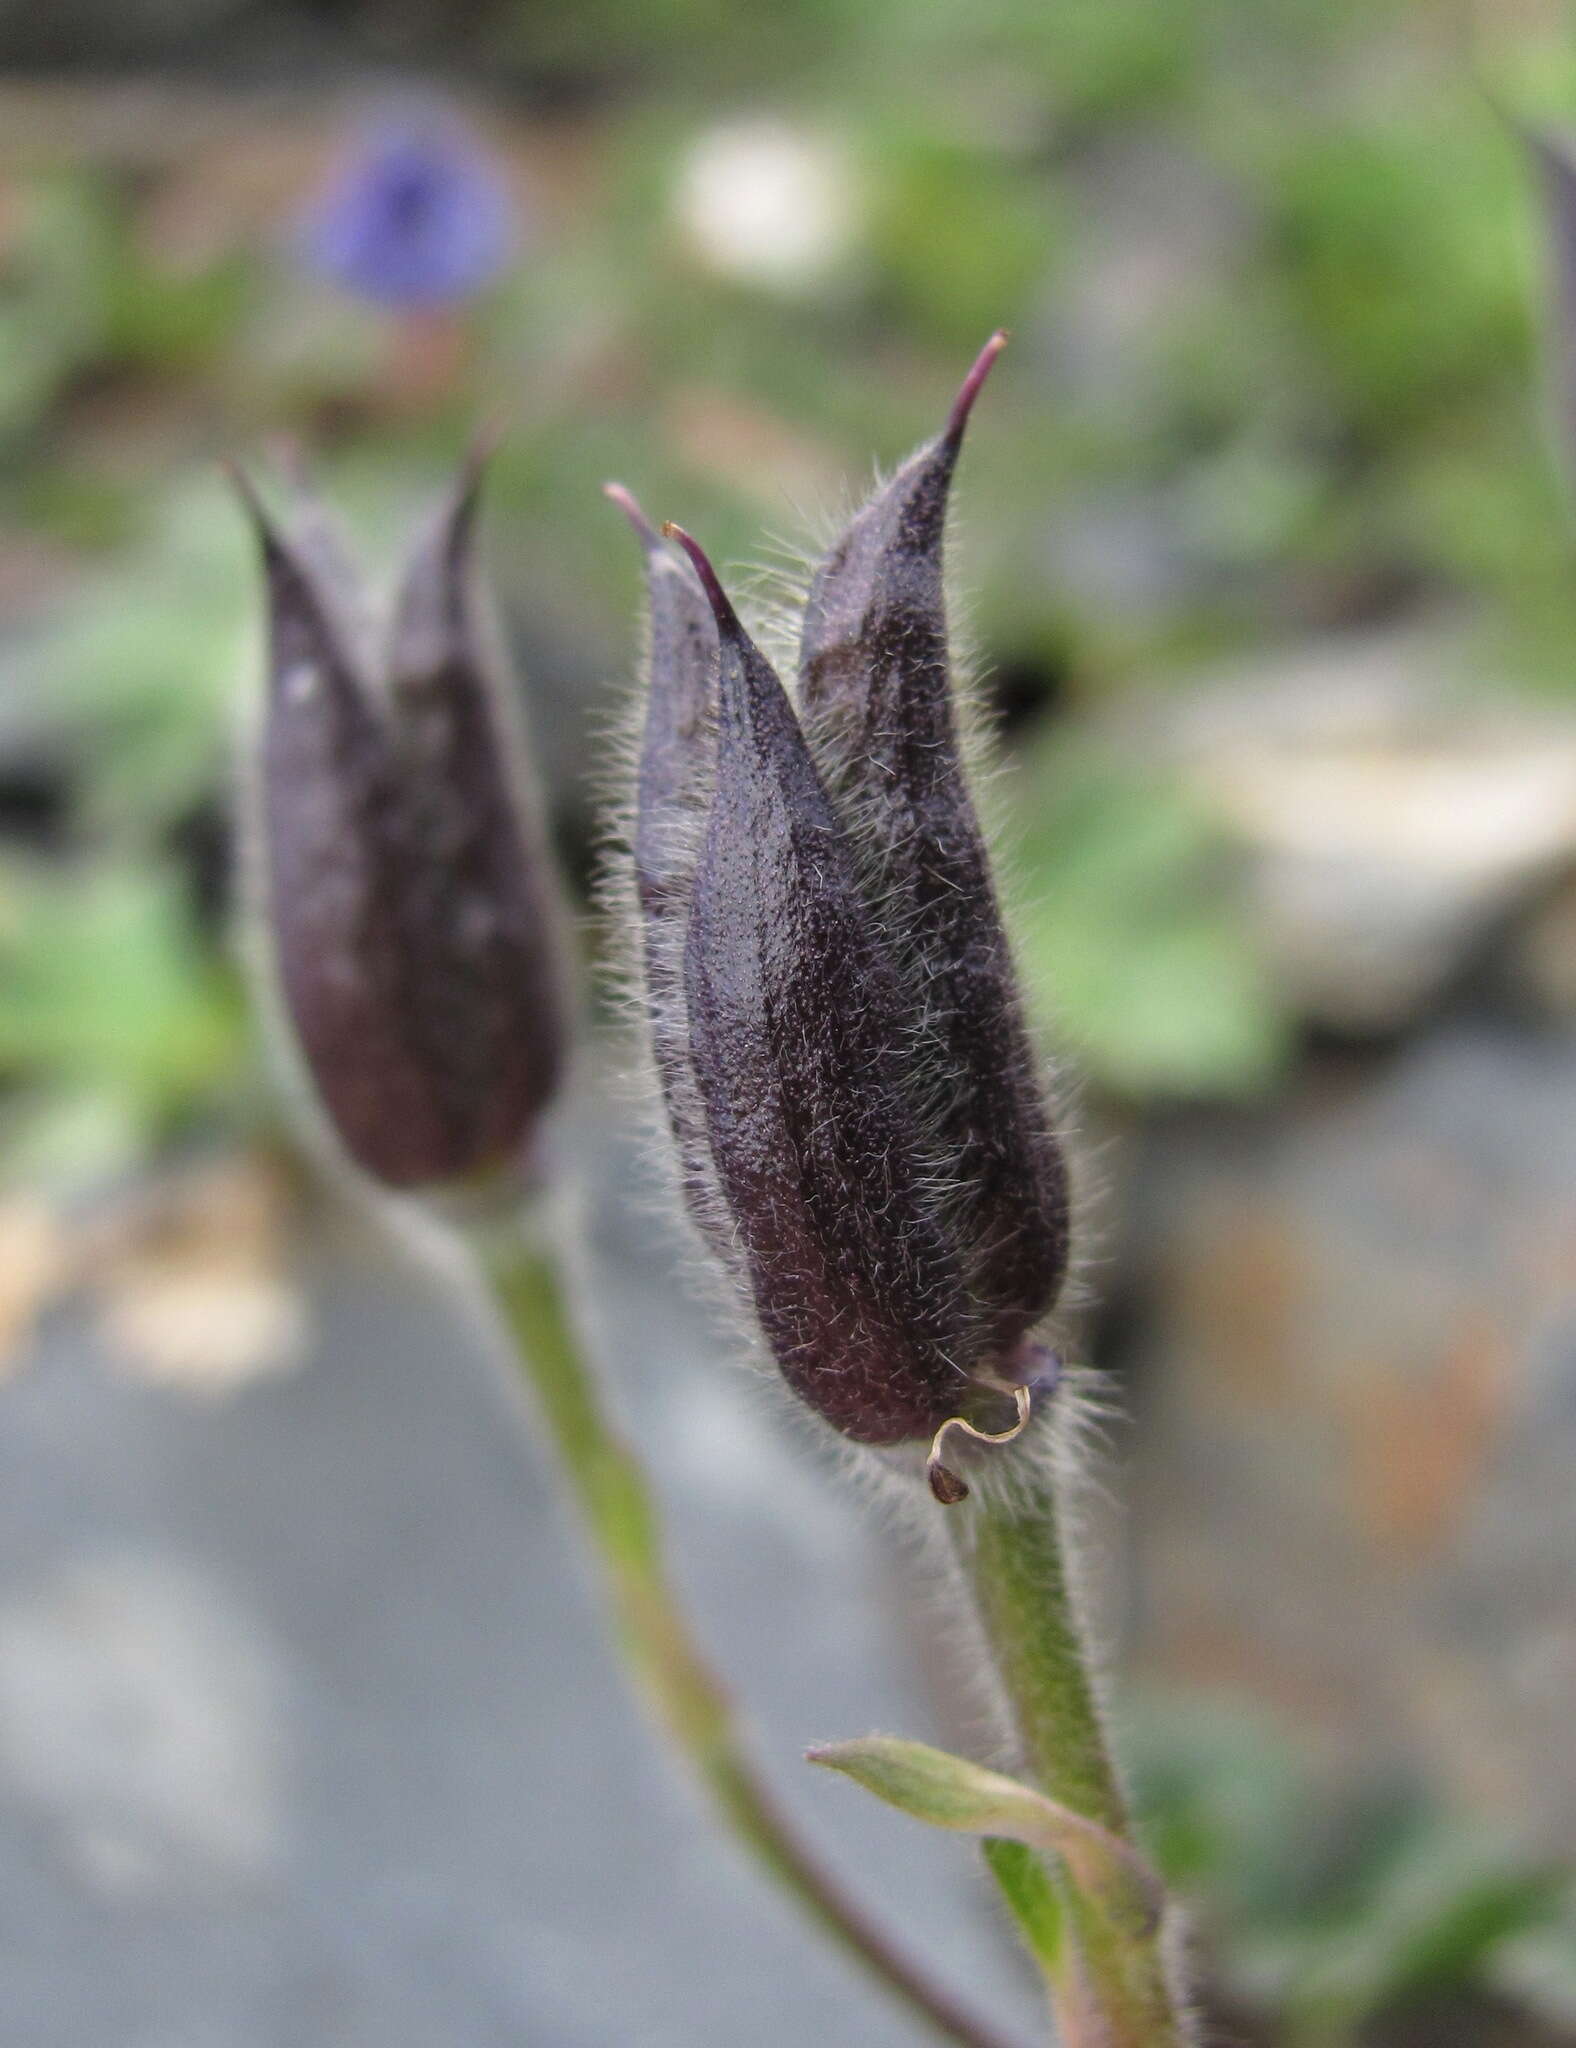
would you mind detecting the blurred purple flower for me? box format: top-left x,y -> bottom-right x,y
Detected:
297,117 -> 517,309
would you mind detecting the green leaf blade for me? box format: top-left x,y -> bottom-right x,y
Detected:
807,1733 -> 1162,1934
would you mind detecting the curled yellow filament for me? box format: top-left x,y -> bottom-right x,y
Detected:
927,1384 -> 1032,1505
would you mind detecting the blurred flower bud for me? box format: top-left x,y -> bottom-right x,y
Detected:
236,449 -> 570,1191
609,344 -> 1070,1481
297,113 -> 517,310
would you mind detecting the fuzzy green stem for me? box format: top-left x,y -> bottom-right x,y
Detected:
472,1219 -> 1020,2048
957,1482 -> 1191,2047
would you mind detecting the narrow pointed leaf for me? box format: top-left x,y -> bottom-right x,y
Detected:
808,1735 -> 1162,1934
981,1836 -> 1064,1975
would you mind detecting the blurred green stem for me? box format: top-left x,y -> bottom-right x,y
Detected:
472,1218 -> 1019,2048
955,1482 -> 1191,2046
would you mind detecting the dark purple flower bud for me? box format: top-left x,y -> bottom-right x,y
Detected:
798,333 -> 1069,1366
237,449 -> 569,1190
603,483 -> 730,1256
612,341 -> 1072,1489
297,115 -> 516,310
668,526 -> 975,1445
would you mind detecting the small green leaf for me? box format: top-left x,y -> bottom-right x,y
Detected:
808,1734 -> 1162,1933
982,1836 -> 1063,1974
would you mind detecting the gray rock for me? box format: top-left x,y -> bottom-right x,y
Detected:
1121,1022 -> 1576,1860
0,1145 -> 1038,2046
1137,625 -> 1576,1033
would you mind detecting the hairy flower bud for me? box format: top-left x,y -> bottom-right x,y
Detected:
615,339 -> 1071,1492
669,527 -> 973,1445
798,331 -> 1069,1360
237,450 -> 569,1190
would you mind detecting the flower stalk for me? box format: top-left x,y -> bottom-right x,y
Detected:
953,1482 -> 1192,2045
471,1213 -> 1022,2048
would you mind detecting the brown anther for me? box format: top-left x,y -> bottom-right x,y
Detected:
927,1461 -> 971,1506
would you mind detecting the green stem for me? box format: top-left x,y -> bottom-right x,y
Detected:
956,1482 -> 1191,2047
472,1218 -> 1020,2048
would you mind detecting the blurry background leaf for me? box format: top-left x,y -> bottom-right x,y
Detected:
1267,1819 -> 1564,2038
1006,738 -> 1293,1101
1125,1698 -> 1570,2042
0,855 -> 243,1188
7,482 -> 252,840
0,178 -> 113,444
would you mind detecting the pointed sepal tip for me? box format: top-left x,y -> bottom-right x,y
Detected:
603,481 -> 661,551
661,523 -> 741,636
945,329 -> 1009,449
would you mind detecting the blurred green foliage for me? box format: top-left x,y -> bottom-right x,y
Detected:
0,854 -> 243,1187
1006,736 -> 1292,1099
1129,1697 -> 1574,2045
12,484 -> 254,840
